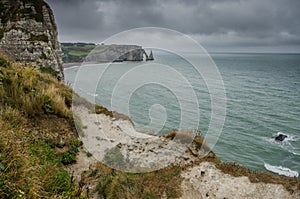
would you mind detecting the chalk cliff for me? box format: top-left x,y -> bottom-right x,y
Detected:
86,44 -> 149,62
0,0 -> 63,79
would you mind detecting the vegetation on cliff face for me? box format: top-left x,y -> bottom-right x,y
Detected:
0,56 -> 82,198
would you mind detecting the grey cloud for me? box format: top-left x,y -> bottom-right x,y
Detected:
46,0 -> 300,52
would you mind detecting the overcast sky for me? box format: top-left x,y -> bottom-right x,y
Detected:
46,0 -> 300,53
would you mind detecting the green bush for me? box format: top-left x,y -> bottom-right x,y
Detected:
40,67 -> 58,77
30,34 -> 49,42
40,52 -> 47,59
42,95 -> 54,113
60,152 -> 76,165
0,57 -> 11,68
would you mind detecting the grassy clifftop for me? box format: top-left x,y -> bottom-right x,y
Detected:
0,57 -> 81,198
61,43 -> 95,63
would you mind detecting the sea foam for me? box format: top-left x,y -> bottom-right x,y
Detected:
264,163 -> 299,178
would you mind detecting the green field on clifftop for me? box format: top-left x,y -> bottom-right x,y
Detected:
61,43 -> 95,63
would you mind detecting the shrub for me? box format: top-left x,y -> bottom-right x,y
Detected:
0,57 -> 10,68
42,94 -> 54,113
39,52 -> 47,59
40,67 -> 58,77
30,34 -> 49,42
60,152 -> 76,165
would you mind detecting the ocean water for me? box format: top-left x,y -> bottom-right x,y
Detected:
65,52 -> 300,177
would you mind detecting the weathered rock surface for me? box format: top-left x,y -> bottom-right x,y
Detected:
0,0 -> 63,79
73,105 -> 300,198
86,44 -> 149,62
180,162 -> 295,199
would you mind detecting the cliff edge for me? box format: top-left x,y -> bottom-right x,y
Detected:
0,0 -> 63,79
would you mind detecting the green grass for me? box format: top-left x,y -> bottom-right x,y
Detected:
93,163 -> 182,199
61,43 -> 95,63
0,57 -> 10,67
40,66 -> 59,77
40,52 -> 47,59
0,56 -> 85,198
0,56 -> 132,198
68,51 -> 90,57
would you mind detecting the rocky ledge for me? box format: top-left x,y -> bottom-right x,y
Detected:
71,105 -> 300,198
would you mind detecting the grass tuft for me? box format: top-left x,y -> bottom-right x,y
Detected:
92,162 -> 182,199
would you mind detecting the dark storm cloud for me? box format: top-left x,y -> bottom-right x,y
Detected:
46,0 -> 300,52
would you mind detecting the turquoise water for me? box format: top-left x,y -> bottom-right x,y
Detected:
65,52 -> 300,176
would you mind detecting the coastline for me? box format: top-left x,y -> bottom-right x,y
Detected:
63,61 -> 112,68
71,103 -> 300,198
63,62 -> 83,68
63,59 -> 149,68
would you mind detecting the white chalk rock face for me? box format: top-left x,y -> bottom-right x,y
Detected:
0,0 -> 64,79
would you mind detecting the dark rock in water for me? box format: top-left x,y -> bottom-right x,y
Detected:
146,50 -> 154,61
275,134 -> 287,142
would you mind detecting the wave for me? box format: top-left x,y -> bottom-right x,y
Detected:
64,65 -> 79,70
264,163 -> 298,177
87,92 -> 98,97
75,87 -> 99,97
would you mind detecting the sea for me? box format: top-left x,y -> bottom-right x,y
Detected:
65,52 -> 300,177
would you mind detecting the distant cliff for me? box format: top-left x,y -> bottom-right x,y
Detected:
86,44 -> 149,63
0,0 -> 63,79
61,43 -> 96,63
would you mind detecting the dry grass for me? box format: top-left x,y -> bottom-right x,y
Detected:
164,129 -> 211,152
88,162 -> 182,199
165,129 -> 194,144
0,57 -> 85,198
0,62 -> 72,117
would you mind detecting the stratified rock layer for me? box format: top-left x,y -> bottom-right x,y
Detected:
0,0 -> 63,79
86,44 -> 148,62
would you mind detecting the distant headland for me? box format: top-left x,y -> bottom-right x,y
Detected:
61,42 -> 154,65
